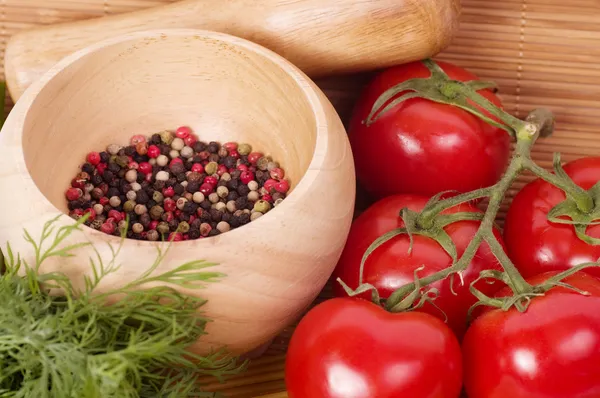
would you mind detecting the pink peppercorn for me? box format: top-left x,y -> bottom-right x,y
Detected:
72,209 -> 84,217
130,135 -> 146,146
170,158 -> 184,166
169,232 -> 183,242
139,162 -> 152,175
184,135 -> 197,146
189,215 -> 196,223
163,212 -> 174,222
147,145 -> 161,158
262,194 -> 273,203
99,184 -> 109,195
174,209 -> 183,219
108,210 -> 123,222
229,150 -> 240,159
87,152 -> 101,166
223,142 -> 238,151
264,179 -> 277,192
197,208 -> 204,217
198,151 -> 210,161
83,208 -> 96,221
237,164 -> 249,172
176,126 -> 192,139
71,178 -> 85,189
270,167 -> 285,180
204,176 -> 218,186
100,222 -> 115,235
217,165 -> 228,176
149,220 -> 159,230
136,141 -> 148,156
145,173 -> 153,182
183,234 -> 190,240
163,187 -> 175,198
96,163 -> 107,175
240,171 -> 254,185
99,197 -> 109,206
66,187 -> 82,201
191,163 -> 204,173
248,152 -> 263,165
275,180 -> 290,193
200,183 -> 214,195
128,161 -> 139,170
164,198 -> 176,212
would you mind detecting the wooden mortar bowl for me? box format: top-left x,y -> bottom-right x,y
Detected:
0,29 -> 355,355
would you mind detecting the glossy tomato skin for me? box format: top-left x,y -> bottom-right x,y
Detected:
348,60 -> 511,199
504,157 -> 600,279
332,194 -> 504,337
285,297 -> 463,398
463,275 -> 600,398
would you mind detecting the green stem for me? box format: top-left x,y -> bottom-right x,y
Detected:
417,187 -> 492,229
483,234 -> 532,294
524,159 -> 594,213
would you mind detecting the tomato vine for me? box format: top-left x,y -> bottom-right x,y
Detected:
340,59 -> 600,315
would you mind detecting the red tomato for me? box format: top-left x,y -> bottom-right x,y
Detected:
463,273 -> 600,398
332,194 -> 504,337
348,60 -> 511,199
285,297 -> 463,398
504,157 -> 600,279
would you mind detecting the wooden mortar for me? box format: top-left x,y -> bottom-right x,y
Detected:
0,29 -> 356,356
4,0 -> 461,100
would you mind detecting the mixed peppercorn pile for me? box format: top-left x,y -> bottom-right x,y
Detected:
65,126 -> 290,241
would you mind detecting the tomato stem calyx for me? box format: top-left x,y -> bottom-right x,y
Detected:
364,59 -> 534,139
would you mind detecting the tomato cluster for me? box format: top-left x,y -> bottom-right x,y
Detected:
284,61 -> 600,398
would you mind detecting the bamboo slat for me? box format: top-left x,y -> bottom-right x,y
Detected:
1,0 -> 600,396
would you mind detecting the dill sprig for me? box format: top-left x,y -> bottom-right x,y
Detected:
0,215 -> 245,398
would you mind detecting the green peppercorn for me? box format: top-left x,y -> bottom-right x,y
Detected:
178,221 -> 190,233
90,219 -> 103,230
157,222 -> 170,235
267,161 -> 280,172
123,200 -> 136,213
160,130 -> 174,145
253,200 -> 271,213
150,205 -> 164,220
257,156 -> 269,171
153,191 -> 164,203
237,143 -> 252,156
205,161 -> 218,176
116,155 -> 129,168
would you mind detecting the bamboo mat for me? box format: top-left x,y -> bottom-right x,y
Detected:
2,1 -> 600,397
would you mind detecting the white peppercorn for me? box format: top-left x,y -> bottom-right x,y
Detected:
109,196 -> 121,207
248,180 -> 259,191
169,149 -> 180,159
125,170 -> 137,183
247,191 -> 260,202
156,155 -> 169,167
208,193 -> 219,204
226,200 -> 237,213
216,221 -> 231,233
93,203 -> 104,215
176,197 -> 188,210
181,146 -> 194,158
132,223 -> 144,234
156,171 -> 169,181
250,211 -> 263,221
193,192 -> 205,203
217,186 -> 229,199
215,202 -> 226,212
171,137 -> 185,151
130,182 -> 142,192
134,204 -> 148,215
221,172 -> 232,182
107,144 -> 122,155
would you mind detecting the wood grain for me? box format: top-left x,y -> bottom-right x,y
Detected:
0,28 -> 356,359
4,0 -> 461,100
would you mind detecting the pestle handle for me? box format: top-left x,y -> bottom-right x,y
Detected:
4,0 -> 460,100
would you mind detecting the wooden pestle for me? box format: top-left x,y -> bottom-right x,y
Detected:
4,0 -> 460,101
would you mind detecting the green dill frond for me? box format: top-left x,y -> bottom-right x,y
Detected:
0,216 -> 245,397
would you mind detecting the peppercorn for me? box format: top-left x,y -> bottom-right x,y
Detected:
250,211 -> 263,221
145,230 -> 158,241
227,179 -> 239,191
166,178 -> 177,188
207,153 -> 219,163
274,198 -> 284,207
203,161 -> 217,176
139,213 -> 151,228
157,222 -> 170,235
200,223 -> 212,236
172,183 -> 184,195
208,208 -> 222,222
177,221 -> 190,233
234,196 -> 248,210
247,191 -> 260,202
123,200 -> 135,213
159,130 -> 173,145
109,196 -> 121,207
231,170 -> 242,179
216,186 -> 229,199
126,190 -> 137,202
149,205 -> 163,220
187,181 -> 201,193
239,213 -> 251,225
257,157 -> 269,171
103,170 -> 115,183
170,162 -> 186,176
187,229 -> 200,240
205,141 -> 218,153
237,184 -> 250,196
183,202 -> 198,215
214,202 -> 226,212
176,197 -> 188,211
253,200 -> 271,213
106,144 -> 121,156
131,223 -> 144,234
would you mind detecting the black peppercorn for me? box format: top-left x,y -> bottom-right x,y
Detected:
133,154 -> 145,164
209,208 -> 223,222
186,181 -> 200,193
193,141 -> 207,153
68,201 -> 80,210
239,213 -> 251,225
136,173 -> 145,183
183,202 -> 198,214
176,173 -> 186,183
153,180 -> 166,191
255,170 -> 265,180
188,229 -> 201,240
200,200 -> 212,210
136,190 -> 149,204
226,191 -> 239,202
222,213 -> 232,223
234,196 -> 248,210
103,170 -> 115,183
139,213 -> 151,229
91,174 -> 103,186
191,155 -> 203,164
229,216 -> 241,228
231,170 -> 242,179
168,219 -> 180,231
159,144 -> 171,156
117,169 -> 127,179
200,211 -> 212,223
166,178 -> 177,188
208,229 -> 220,237
227,179 -> 239,191
107,188 -> 120,198
207,142 -> 219,153
150,134 -> 162,145
185,162 -> 193,171
224,156 -> 237,169
117,148 -> 126,157
108,180 -> 118,188
143,184 -> 153,195
191,218 -> 202,229
99,152 -> 110,163
81,163 -> 95,175
173,183 -> 184,195
124,146 -> 136,157
108,162 -> 121,173
208,153 -> 219,163
237,185 -> 250,196
170,163 -> 186,175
